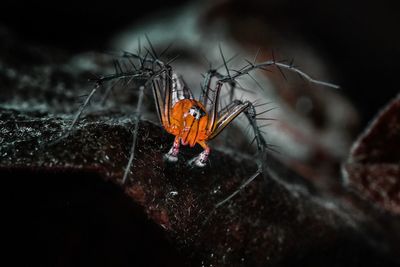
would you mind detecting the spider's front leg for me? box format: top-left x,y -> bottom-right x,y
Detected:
164,136 -> 180,162
187,141 -> 210,167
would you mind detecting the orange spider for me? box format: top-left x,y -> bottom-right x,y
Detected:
153,69 -> 256,167
67,43 -> 338,187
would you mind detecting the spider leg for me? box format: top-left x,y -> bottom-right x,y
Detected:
201,66 -> 237,148
122,66 -> 173,184
207,100 -> 252,140
152,67 -> 183,162
164,136 -> 180,162
45,84 -> 100,147
100,80 -> 119,106
187,140 -> 210,167
50,46 -> 175,183
155,68 -> 201,163
200,70 -> 224,108
209,100 -> 268,207
215,169 -> 262,208
47,57 -> 156,147
122,85 -> 145,184
69,86 -> 98,133
224,58 -> 340,89
152,66 -> 173,129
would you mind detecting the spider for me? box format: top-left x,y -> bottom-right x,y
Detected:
60,39 -> 339,205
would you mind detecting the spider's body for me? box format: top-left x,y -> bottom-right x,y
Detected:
163,98 -> 210,166
166,99 -> 208,147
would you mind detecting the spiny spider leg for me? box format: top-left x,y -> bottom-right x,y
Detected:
151,66 -> 173,129
198,76 -> 265,206
215,169 -> 263,208
68,85 -> 98,133
100,80 -> 119,106
225,59 -> 340,89
121,66 -> 174,184
214,102 -> 268,208
208,99 -> 256,140
100,54 -> 173,184
200,69 -> 224,106
46,53 -> 154,146
46,84 -> 100,147
204,50 -> 340,207
122,85 -> 145,184
151,62 -> 207,166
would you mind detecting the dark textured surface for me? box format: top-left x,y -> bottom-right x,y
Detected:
0,108 -> 395,267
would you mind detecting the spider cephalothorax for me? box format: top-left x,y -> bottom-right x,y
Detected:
60,40 -> 338,205
163,98 -> 210,165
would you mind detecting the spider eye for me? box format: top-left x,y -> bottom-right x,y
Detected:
189,107 -> 202,119
190,109 -> 198,116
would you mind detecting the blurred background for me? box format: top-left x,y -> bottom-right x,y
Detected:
1,0 -> 399,126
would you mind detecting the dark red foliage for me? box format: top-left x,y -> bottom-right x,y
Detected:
344,95 -> 400,215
